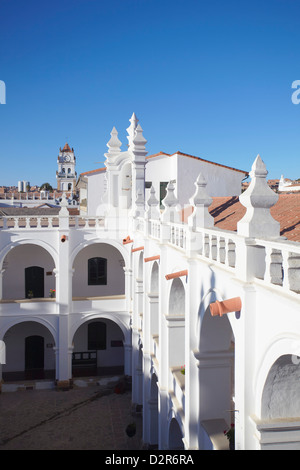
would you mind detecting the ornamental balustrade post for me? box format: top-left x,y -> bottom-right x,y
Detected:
238,155 -> 280,239
186,173 -> 214,256
145,185 -> 160,236
236,155 -> 280,282
160,181 -> 180,243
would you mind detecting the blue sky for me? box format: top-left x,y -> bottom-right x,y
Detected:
0,0 -> 300,187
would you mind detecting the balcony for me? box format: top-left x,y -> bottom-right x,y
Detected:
0,295 -> 127,316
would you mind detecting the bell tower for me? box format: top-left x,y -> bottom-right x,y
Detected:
56,143 -> 77,192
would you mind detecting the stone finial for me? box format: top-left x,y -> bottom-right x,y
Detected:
237,155 -> 280,238
59,192 -> 69,217
126,113 -> 139,150
131,123 -> 147,160
161,181 -> 180,223
105,126 -> 122,158
188,173 -> 214,229
146,185 -> 160,220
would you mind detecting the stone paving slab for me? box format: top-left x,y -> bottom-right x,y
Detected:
0,378 -> 143,450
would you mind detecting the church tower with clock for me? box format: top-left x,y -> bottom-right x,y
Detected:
56,143 -> 77,192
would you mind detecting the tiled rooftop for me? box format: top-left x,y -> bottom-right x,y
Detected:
182,193 -> 300,242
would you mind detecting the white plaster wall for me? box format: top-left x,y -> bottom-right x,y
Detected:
72,243 -> 125,297
72,318 -> 124,367
3,321 -> 56,372
87,171 -> 106,215
144,154 -> 245,209
177,154 -> 244,203
145,155 -> 177,204
2,245 -> 56,300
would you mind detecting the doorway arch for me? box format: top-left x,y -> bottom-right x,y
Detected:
25,335 -> 44,379
2,321 -> 56,381
25,266 -> 44,298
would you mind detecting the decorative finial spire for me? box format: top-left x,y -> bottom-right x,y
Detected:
126,113 -> 139,150
146,185 -> 160,220
161,181 -> 180,223
188,173 -> 213,229
106,126 -> 122,157
131,123 -> 147,158
237,155 -> 280,238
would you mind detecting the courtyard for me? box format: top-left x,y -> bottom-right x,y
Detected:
0,376 -> 142,450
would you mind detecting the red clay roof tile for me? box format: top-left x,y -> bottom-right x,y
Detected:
182,194 -> 300,242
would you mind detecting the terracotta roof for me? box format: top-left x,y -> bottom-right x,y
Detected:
62,143 -> 72,152
80,167 -> 106,176
182,193 -> 300,242
146,151 -> 248,175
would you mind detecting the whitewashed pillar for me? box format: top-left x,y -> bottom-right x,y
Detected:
130,119 -> 147,218
186,173 -> 214,256
55,196 -> 72,387
104,126 -> 122,212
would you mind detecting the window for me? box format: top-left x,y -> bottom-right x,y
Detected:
88,322 -> 106,350
88,257 -> 107,285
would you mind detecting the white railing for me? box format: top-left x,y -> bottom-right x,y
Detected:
196,227 -> 237,269
0,215 -> 105,230
170,222 -> 187,251
1,212 -> 299,295
253,238 -> 300,294
147,218 -> 299,295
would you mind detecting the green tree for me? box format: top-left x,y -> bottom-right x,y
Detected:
40,183 -> 53,191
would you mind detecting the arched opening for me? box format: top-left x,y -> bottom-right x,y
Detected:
149,373 -> 159,448
169,278 -> 185,316
72,318 -> 125,377
150,261 -> 159,294
167,278 -> 185,368
149,261 -> 159,342
261,354 -> 300,420
2,321 -> 56,381
198,297 -> 235,449
72,243 -> 125,298
2,244 -> 55,300
169,418 -> 184,450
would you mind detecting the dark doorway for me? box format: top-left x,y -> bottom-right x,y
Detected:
25,335 -> 44,379
25,266 -> 44,298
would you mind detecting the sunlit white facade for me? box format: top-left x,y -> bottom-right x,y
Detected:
0,114 -> 299,450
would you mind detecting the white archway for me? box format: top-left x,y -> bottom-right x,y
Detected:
2,319 -> 57,381
255,336 -> 300,419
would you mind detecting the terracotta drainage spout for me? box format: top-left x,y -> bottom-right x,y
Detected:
132,246 -> 144,253
123,236 -> 133,245
165,270 -> 188,281
144,255 -> 160,263
209,297 -> 242,317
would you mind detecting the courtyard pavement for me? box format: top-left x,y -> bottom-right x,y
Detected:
0,376 -> 143,450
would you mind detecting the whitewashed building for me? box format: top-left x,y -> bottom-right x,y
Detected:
0,114 -> 300,451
